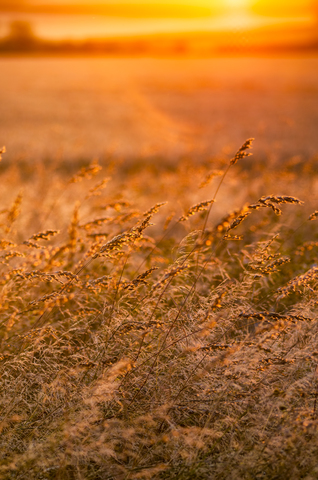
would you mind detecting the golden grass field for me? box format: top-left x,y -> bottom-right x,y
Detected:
1,56 -> 318,479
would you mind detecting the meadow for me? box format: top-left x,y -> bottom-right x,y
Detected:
1,56 -> 318,479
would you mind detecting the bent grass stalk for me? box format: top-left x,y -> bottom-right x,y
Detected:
127,140 -> 255,402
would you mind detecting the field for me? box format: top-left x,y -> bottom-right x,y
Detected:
1,56 -> 318,479
1,56 -> 318,163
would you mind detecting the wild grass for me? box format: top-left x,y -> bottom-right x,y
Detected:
1,141 -> 318,479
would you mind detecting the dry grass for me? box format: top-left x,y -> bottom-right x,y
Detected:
1,140 -> 318,480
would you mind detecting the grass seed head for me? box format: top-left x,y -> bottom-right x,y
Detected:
230,138 -> 254,165
308,211 -> 318,221
122,267 -> 159,290
69,159 -> 102,183
227,211 -> 251,231
179,199 -> 215,222
258,195 -> 304,205
85,177 -> 110,199
200,170 -> 223,189
30,230 -> 60,241
143,202 -> 167,217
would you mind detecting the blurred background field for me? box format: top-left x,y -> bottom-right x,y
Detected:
1,0 -> 318,169
1,56 -> 318,166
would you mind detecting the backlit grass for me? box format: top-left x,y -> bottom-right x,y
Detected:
1,141 -> 318,479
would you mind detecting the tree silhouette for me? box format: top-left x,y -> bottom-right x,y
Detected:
5,21 -> 36,50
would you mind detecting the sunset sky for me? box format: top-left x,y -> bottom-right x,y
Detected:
0,0 -> 316,42
1,0 -> 315,17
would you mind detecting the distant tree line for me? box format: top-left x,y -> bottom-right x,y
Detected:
0,20 -> 318,56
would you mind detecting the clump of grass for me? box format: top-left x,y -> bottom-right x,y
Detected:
0,141 -> 318,480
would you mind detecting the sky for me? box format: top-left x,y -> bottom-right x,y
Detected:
0,0 -> 316,41
1,0 -> 315,17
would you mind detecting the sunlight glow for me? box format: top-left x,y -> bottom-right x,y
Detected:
0,0 -> 315,45
224,0 -> 251,9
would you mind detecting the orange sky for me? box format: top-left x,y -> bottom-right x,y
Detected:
1,0 -> 315,18
0,0 -> 316,44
